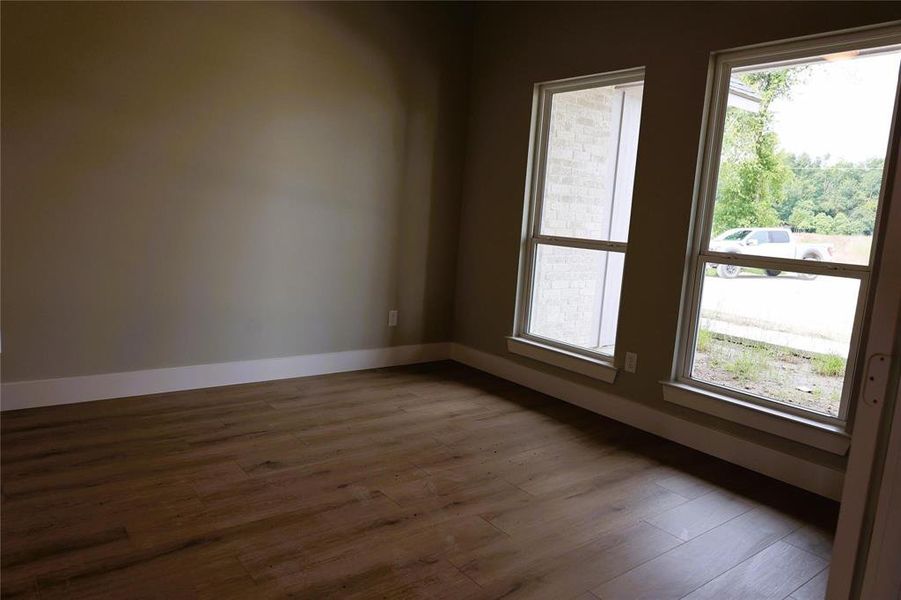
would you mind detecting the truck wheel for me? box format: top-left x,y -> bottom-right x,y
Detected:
765,270 -> 781,277
717,264 -> 741,279
799,255 -> 819,280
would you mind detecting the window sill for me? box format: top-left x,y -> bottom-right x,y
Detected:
661,381 -> 850,455
506,336 -> 618,384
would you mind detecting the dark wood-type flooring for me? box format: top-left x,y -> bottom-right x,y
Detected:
1,361 -> 838,599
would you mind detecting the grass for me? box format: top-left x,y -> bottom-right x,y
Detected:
812,353 -> 846,377
694,328 -> 841,384
696,328 -> 713,353
697,331 -> 777,383
692,335 -> 844,416
723,346 -> 771,381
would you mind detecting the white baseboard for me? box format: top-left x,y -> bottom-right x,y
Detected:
449,343 -> 844,500
1,340 -> 844,498
1,342 -> 452,411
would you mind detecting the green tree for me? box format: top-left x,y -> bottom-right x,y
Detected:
813,212 -> 835,234
712,70 -> 799,235
712,68 -> 885,237
831,212 -> 854,235
788,198 -> 816,231
783,154 -> 883,235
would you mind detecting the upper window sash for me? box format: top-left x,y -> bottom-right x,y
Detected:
528,68 -> 645,246
693,29 -> 901,274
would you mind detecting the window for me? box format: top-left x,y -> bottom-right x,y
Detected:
748,230 -> 770,245
675,27 -> 901,427
770,230 -> 790,244
512,69 -> 645,371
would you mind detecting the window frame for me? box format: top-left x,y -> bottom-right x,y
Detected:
513,67 -> 645,370
674,25 -> 901,428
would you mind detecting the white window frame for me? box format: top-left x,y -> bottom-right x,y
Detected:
671,25 -> 901,435
511,68 -> 645,381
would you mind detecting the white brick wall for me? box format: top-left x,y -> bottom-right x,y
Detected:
529,84 -> 641,352
540,87 -> 617,240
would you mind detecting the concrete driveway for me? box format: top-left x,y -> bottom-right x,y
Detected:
699,272 -> 859,357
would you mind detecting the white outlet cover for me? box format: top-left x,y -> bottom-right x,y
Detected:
625,352 -> 638,373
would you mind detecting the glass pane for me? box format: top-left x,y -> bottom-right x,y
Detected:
528,244 -> 624,355
538,82 -> 643,242
708,46 -> 901,265
691,262 -> 860,417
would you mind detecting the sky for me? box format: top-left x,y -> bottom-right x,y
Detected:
767,50 -> 901,164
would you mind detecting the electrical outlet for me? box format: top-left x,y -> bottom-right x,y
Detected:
624,352 -> 638,373
388,310 -> 398,327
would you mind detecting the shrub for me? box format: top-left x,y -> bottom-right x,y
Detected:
812,353 -> 845,377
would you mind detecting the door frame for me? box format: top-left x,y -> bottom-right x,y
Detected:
827,59 -> 901,599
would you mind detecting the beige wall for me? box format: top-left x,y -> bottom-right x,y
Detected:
1,2 -> 470,381
453,2 -> 901,468
4,1 -> 900,473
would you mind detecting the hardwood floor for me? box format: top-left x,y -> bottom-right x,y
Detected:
1,361 -> 838,599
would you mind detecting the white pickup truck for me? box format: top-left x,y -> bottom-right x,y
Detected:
709,227 -> 833,279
